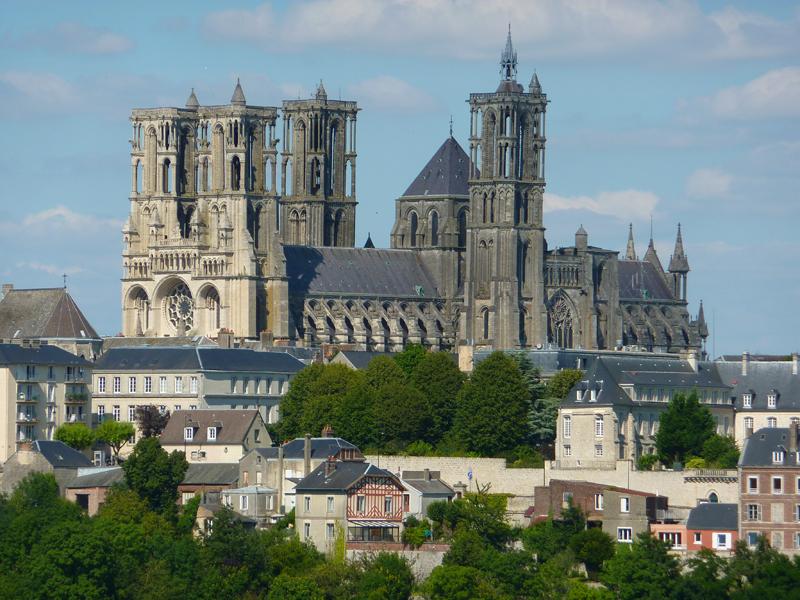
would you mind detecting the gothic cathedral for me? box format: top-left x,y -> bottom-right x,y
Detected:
122,31 -> 707,355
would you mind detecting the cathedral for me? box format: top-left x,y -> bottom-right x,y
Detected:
121,31 -> 707,355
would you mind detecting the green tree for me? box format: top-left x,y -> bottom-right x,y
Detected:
334,379 -> 376,449
268,574 -> 324,600
365,355 -> 406,390
673,548 -> 730,599
568,528 -> 615,575
428,492 -> 513,549
276,363 -> 325,440
655,392 -> 715,464
372,382 -> 429,451
134,405 -> 170,438
425,564 -> 499,600
393,343 -> 427,377
701,434 -> 740,468
637,454 -> 659,471
95,420 -> 135,463
545,369 -> 584,400
355,552 -> 414,600
410,352 -> 465,443
452,352 -> 531,456
53,423 -> 95,450
122,437 -> 188,514
601,532 -> 680,600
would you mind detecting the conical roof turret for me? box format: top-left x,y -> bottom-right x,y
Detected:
643,236 -> 665,274
185,88 -> 200,109
231,78 -> 246,106
364,233 -> 375,248
500,24 -> 518,81
625,223 -> 637,260
697,300 -> 709,339
529,72 -> 541,94
315,79 -> 327,101
668,223 -> 690,273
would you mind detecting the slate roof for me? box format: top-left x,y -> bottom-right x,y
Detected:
32,440 -> 94,468
161,410 -> 265,445
686,503 -> 738,531
284,246 -> 441,299
255,437 -> 361,460
714,360 -> 800,411
94,347 -> 304,374
181,463 -> 240,485
0,343 -> 91,367
402,137 -> 474,197
295,461 -> 399,492
401,472 -> 454,495
617,260 -> 675,301
101,336 -> 217,351
0,288 -> 99,340
66,467 -> 124,489
334,350 -> 388,370
563,355 -> 728,407
740,428 -> 800,467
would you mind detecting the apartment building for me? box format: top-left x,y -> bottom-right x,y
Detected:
91,346 -> 304,432
0,343 -> 92,462
739,425 -> 800,553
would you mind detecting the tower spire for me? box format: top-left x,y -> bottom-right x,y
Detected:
668,223 -> 690,273
697,300 -> 709,339
500,24 -> 518,81
625,223 -> 637,260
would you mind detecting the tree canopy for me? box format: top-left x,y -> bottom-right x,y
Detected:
655,392 -> 715,464
95,420 -> 136,463
54,423 -> 95,450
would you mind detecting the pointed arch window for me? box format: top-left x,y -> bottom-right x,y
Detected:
481,308 -> 490,340
549,296 -> 574,348
409,212 -> 419,247
430,211 -> 439,247
457,208 -> 468,248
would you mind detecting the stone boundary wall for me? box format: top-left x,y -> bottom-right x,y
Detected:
367,455 -> 738,509
346,543 -> 449,580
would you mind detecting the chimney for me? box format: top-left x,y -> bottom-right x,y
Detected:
791,422 -> 799,454
424,468 -> 431,481
277,446 -> 285,513
793,353 -> 798,376
304,433 -> 311,476
742,352 -> 750,376
324,455 -> 337,477
321,424 -> 334,438
217,329 -> 234,349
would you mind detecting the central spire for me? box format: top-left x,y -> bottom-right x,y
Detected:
500,24 -> 518,81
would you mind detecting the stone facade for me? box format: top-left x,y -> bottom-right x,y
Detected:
121,33 -> 705,355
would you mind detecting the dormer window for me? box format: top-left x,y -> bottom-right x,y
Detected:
773,450 -> 785,464
743,393 -> 752,408
184,427 -> 194,441
207,426 -> 217,440
576,389 -> 583,402
589,388 -> 597,402
768,393 -> 777,409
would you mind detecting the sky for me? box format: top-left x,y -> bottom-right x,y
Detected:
0,0 -> 798,357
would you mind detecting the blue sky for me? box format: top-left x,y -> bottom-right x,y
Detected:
0,0 -> 798,357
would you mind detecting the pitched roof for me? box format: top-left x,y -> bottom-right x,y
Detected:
0,343 -> 91,367
94,346 -> 305,374
284,246 -> 441,299
713,361 -> 800,411
102,336 -> 217,351
295,461 -> 399,492
617,260 -> 674,301
161,410 -> 266,445
333,350 -> 388,370
740,428 -> 800,467
0,288 -> 99,340
66,467 -> 124,489
181,463 -> 239,485
255,437 -> 361,460
686,503 -> 737,531
401,472 -> 454,495
32,440 -> 93,468
402,137 -> 474,197
230,78 -> 246,105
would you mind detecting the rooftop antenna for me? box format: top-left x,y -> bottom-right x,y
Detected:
62,273 -> 68,289
649,214 -> 653,241
449,115 -> 453,138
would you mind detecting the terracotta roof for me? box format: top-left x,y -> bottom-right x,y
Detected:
0,288 -> 99,340
161,410 -> 267,445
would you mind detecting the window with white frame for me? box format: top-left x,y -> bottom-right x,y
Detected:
113,377 -> 121,394
742,393 -> 752,408
713,533 -> 731,550
768,417 -> 777,428
747,476 -> 759,493
797,477 -> 800,493
208,426 -> 217,440
175,377 -> 183,393
189,405 -> 197,410
243,378 -> 249,394
744,416 -> 753,430
563,445 -> 572,457
620,497 -> 630,513
304,523 -> 310,539
594,493 -> 604,510
747,531 -> 759,546
231,377 -> 238,393
175,405 -> 181,411
747,504 -> 761,521
326,523 -> 335,540
159,405 -> 166,415
356,495 -> 365,513
659,531 -> 682,548
327,496 -> 334,512
773,450 -> 785,463
384,496 -> 393,514
159,376 -> 167,394
768,393 -> 777,408
128,377 -> 136,393
773,476 -> 783,494
184,427 -> 194,441
190,376 -> 198,394
98,377 -> 106,393
795,505 -> 800,521
595,415 -> 604,437
617,527 -> 633,543
144,376 -> 152,393
98,405 -> 105,419
594,444 -> 603,457
693,532 -> 701,544
240,495 -> 248,511
563,415 -> 572,438
304,496 -> 311,512
128,406 -> 136,421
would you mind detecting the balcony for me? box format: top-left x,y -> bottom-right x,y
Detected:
65,393 -> 88,404
66,414 -> 85,423
17,413 -> 38,424
16,394 -> 38,404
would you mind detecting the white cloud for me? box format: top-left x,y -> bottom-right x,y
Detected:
44,22 -> 133,55
0,71 -> 79,109
544,189 -> 659,221
201,1 -> 799,62
22,206 -> 123,232
347,76 -> 437,112
686,168 -> 732,198
15,262 -> 84,276
706,67 -> 800,119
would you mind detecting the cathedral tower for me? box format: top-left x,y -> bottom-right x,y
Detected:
280,83 -> 359,247
462,28 -> 548,349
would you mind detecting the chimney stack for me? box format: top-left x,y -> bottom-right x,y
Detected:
321,424 -> 334,438
742,352 -> 750,377
791,422 -> 799,454
304,433 -> 311,476
793,352 -> 798,376
324,455 -> 337,477
424,468 -> 431,481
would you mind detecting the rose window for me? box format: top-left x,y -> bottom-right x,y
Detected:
166,283 -> 194,331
